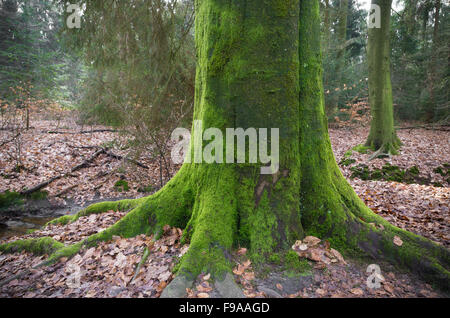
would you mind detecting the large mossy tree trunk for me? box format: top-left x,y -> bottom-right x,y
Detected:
2,0 -> 449,296
365,0 -> 401,155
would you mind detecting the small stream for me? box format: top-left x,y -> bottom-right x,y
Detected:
0,197 -> 133,240
0,216 -> 56,239
0,200 -> 81,240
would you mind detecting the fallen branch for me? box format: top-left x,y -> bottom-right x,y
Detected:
55,184 -> 78,197
47,129 -> 117,134
20,146 -> 149,196
67,144 -> 150,169
20,149 -> 105,196
103,150 -> 149,170
395,125 -> 450,132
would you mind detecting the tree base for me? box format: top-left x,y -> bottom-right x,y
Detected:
1,167 -> 449,294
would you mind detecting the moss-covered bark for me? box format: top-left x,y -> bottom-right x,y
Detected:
365,0 -> 401,155
1,0 -> 448,294
299,0 -> 448,290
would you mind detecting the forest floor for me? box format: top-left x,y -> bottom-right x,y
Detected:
0,119 -> 448,298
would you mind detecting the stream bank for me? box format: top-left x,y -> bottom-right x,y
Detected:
0,196 -> 134,240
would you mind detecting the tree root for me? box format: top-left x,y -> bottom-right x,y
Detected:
0,237 -> 66,287
0,237 -> 64,256
368,147 -> 391,160
332,171 -> 449,290
47,198 -> 144,226
128,246 -> 151,285
2,162 -> 448,295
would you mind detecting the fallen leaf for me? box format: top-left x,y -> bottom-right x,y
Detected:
237,248 -> 247,255
350,288 -> 364,296
303,236 -> 321,247
393,236 -> 403,246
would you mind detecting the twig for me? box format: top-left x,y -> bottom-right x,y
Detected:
46,129 -> 117,134
0,133 -> 20,148
128,246 -> 151,286
55,184 -> 78,197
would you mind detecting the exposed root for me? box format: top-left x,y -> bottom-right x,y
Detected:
368,147 -> 391,160
47,198 -> 144,226
129,246 -> 151,285
305,169 -> 450,291
0,237 -> 66,287
0,237 -> 64,255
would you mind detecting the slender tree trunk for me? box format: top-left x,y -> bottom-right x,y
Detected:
329,0 -> 349,115
365,0 -> 401,154
323,0 -> 331,50
426,0 -> 441,122
404,0 -> 418,34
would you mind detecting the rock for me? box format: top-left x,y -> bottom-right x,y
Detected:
160,275 -> 192,298
108,286 -> 126,297
215,273 -> 245,298
258,286 -> 282,298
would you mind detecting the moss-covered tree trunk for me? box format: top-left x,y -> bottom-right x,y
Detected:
2,0 -> 449,296
365,0 -> 401,155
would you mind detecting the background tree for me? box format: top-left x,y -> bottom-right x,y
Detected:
321,0 -> 368,121
391,0 -> 449,123
365,0 -> 401,156
331,0 -> 349,114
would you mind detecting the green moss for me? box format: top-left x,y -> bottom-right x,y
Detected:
339,158 -> 356,166
433,165 -> 449,177
47,198 -> 143,226
283,250 -> 311,275
46,241 -> 84,264
0,191 -> 23,209
350,164 -> 371,180
350,163 -> 428,184
0,237 -> 64,255
114,180 -> 129,192
137,184 -> 154,193
268,253 -> 281,265
352,144 -> 371,154
344,150 -> 353,158
0,190 -> 49,210
29,190 -> 48,201
408,166 -> 420,175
